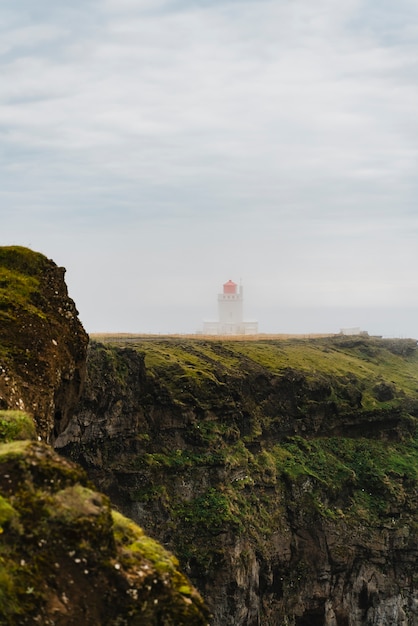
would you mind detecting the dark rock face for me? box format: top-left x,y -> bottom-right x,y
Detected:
57,338 -> 418,626
0,246 -> 88,441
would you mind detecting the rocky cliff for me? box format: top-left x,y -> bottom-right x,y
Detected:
0,246 -> 88,442
0,247 -> 208,625
57,336 -> 418,625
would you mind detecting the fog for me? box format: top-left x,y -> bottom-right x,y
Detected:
2,0 -> 418,339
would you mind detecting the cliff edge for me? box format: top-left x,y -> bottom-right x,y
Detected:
0,246 -> 88,442
58,336 -> 418,625
0,247 -> 208,625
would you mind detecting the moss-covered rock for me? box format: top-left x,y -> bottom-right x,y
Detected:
0,247 -> 209,625
0,246 -> 88,442
0,410 -> 37,443
0,439 -> 208,625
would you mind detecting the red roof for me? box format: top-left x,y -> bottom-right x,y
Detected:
223,280 -> 237,294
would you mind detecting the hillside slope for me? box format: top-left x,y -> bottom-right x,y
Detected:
57,335 -> 418,625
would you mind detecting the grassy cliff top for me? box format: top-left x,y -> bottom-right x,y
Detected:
0,246 -> 51,330
91,334 -> 418,413
0,245 -> 89,441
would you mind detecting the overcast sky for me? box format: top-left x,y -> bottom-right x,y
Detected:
1,0 -> 418,337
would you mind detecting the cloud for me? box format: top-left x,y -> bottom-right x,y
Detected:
1,0 -> 418,335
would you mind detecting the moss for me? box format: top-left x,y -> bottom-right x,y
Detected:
0,561 -> 21,621
0,495 -> 19,532
128,535 -> 180,574
133,448 -> 227,469
127,429 -> 418,575
0,263 -> 48,331
0,411 -> 37,443
111,511 -> 208,622
47,485 -> 109,523
113,506 -> 192,576
0,442 -> 208,624
174,488 -> 242,534
79,334 -> 418,534
0,442 -> 88,495
0,246 -> 50,277
87,344 -> 133,389
267,435 -> 418,522
0,268 -> 39,305
112,509 -> 143,545
0,440 -> 33,461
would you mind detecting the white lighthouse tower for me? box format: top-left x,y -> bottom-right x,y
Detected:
218,280 -> 243,334
203,280 -> 258,335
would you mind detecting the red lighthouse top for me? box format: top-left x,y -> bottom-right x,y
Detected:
223,280 -> 237,294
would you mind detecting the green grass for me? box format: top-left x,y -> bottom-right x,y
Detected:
0,249 -> 50,326
230,337 -> 418,408
0,246 -> 49,277
97,336 -> 418,414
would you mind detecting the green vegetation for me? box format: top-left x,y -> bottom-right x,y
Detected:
112,510 -> 181,574
0,247 -> 49,326
0,561 -> 21,622
174,488 -> 242,533
272,434 -> 418,520
134,432 -> 417,583
1,241 -> 416,625
0,411 -> 36,443
0,247 -> 54,366
0,246 -> 50,277
0,495 -> 18,532
97,335 -> 418,415
0,291 -> 208,623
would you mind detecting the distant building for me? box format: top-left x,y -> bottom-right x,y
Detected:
203,280 -> 258,335
340,327 -> 369,336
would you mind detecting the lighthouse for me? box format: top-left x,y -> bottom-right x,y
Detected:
203,280 -> 258,335
218,280 -> 243,333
